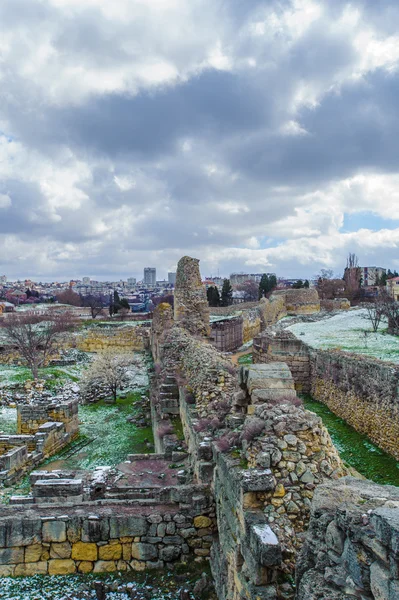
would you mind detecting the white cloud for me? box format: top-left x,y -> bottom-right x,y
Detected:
0,193 -> 11,209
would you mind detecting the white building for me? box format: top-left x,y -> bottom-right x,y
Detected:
144,268 -> 156,286
360,267 -> 386,287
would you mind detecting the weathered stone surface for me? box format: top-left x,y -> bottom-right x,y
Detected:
193,516 -> 212,529
109,516 -> 147,538
49,542 -> 72,559
71,542 -> 98,562
93,560 -> 116,573
15,561 -> 48,576
25,543 -> 43,563
98,543 -> 122,561
48,559 -> 76,575
131,543 -> 157,561
42,520 -> 66,543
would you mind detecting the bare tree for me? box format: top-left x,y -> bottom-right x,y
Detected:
364,301 -> 383,333
315,270 -> 345,300
0,309 -> 77,379
83,295 -> 105,319
344,253 -> 361,301
378,290 -> 399,336
236,280 -> 259,301
56,289 -> 82,307
80,351 -> 136,402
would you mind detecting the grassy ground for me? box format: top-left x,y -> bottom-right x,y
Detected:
303,396 -> 399,486
0,364 -> 82,390
42,392 -> 154,471
0,562 -> 216,600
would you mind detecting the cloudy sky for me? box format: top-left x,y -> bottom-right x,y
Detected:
1,0 -> 399,281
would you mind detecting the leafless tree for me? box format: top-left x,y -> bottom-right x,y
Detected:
236,280 -> 259,301
80,351 -> 136,402
83,295 -> 105,319
344,253 -> 361,301
0,309 -> 77,379
56,289 -> 82,307
377,290 -> 399,336
364,301 -> 383,333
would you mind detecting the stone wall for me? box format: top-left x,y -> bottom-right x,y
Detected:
78,325 -> 150,353
17,398 -> 79,435
174,256 -> 210,337
311,350 -> 399,460
281,289 -> 320,315
210,317 -> 243,352
296,477 -> 399,600
320,298 -> 351,311
0,498 -> 216,577
253,330 -> 311,393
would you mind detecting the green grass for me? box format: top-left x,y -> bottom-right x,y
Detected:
42,391 -> 154,471
237,352 -> 253,365
303,396 -> 399,486
0,364 -> 82,389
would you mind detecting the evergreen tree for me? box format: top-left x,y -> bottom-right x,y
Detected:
207,286 -> 220,307
220,279 -> 233,306
292,280 -> 304,289
268,274 -> 277,291
304,279 -> 310,288
119,298 -> 130,310
258,274 -> 269,299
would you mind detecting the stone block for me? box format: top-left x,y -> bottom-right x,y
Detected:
131,543 -> 158,561
72,542 -> 98,561
0,547 -> 24,564
194,516 -> 212,529
159,546 -> 181,561
93,560 -> 116,573
109,516 -> 147,538
0,565 -> 15,576
78,561 -> 93,573
25,543 -> 43,563
15,561 -> 48,576
130,559 -> 146,571
48,559 -> 76,575
370,561 -> 390,600
98,543 -> 122,561
42,520 -> 66,543
50,542 -> 72,559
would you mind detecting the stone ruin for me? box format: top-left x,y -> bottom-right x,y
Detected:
0,255 -> 397,600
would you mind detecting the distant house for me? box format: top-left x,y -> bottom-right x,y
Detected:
0,301 -> 15,314
387,277 -> 399,301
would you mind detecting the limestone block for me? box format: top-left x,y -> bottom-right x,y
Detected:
42,520 -> 66,543
0,565 -> 15,576
50,542 -> 72,559
78,561 -> 93,573
14,561 -> 48,576
72,542 -> 98,561
370,561 -> 390,600
98,543 -> 122,561
159,546 -> 181,561
0,547 -> 24,564
109,516 -> 148,538
131,542 -> 158,561
48,559 -> 76,575
93,560 -> 117,573
25,543 -> 43,563
193,516 -> 212,529
130,559 -> 146,571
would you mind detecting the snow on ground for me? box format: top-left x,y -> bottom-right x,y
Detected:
287,309 -> 399,363
0,407 -> 17,434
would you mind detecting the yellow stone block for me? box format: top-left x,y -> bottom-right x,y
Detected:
122,544 -> 132,561
72,542 -> 98,561
50,542 -> 72,559
273,484 -> 285,498
194,516 -> 212,529
99,544 -> 122,561
78,561 -> 94,573
93,560 -> 117,573
0,565 -> 15,577
130,559 -> 146,572
48,559 -> 76,575
25,544 -> 43,563
247,405 -> 256,415
15,562 -> 48,576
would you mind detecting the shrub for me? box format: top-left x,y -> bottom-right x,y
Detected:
241,418 -> 265,442
157,422 -> 174,438
193,418 -> 213,433
185,392 -> 195,405
215,432 -> 240,453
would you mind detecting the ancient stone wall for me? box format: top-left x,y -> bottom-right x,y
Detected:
310,350 -> 399,460
253,330 -> 311,393
296,478 -> 399,600
320,298 -> 351,311
0,498 -> 216,577
281,289 -> 320,315
17,399 -> 79,435
78,325 -> 150,353
174,256 -> 210,337
210,317 -> 243,352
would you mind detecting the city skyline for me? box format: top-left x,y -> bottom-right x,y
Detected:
1,1 -> 399,280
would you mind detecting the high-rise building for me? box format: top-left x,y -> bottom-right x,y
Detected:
168,272 -> 176,285
0,275 -> 7,283
127,277 -> 136,286
144,268 -> 156,286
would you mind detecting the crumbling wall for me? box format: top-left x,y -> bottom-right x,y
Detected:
296,477 -> 399,600
78,325 -> 150,353
253,330 -> 311,393
283,289 -> 320,315
17,399 -> 79,436
0,497 -> 216,577
310,350 -> 399,460
320,298 -> 350,311
174,256 -> 210,337
210,317 -> 243,352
